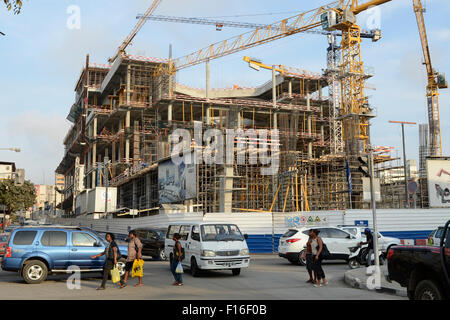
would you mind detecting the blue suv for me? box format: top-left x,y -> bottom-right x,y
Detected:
1,226 -> 128,284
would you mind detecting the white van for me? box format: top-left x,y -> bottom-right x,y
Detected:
165,222 -> 250,276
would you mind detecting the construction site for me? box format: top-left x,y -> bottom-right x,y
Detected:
55,0 -> 448,217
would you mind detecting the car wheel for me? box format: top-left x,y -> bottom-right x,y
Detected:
232,268 -> 241,276
191,257 -> 200,277
414,280 -> 443,300
22,260 -> 48,284
117,258 -> 126,277
298,250 -> 306,266
158,249 -> 167,261
348,258 -> 360,269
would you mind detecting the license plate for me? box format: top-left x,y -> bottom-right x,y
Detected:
225,262 -> 236,267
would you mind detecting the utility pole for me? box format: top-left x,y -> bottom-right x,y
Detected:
389,120 -> 417,208
358,150 -> 380,268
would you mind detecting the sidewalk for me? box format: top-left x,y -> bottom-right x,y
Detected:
344,265 -> 407,297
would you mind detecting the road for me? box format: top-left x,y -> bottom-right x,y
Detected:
0,254 -> 405,300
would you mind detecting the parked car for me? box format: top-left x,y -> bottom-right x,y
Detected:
165,222 -> 250,277
278,226 -> 359,265
1,226 -> 129,284
0,233 -> 10,256
428,226 -> 450,246
133,227 -> 168,260
338,225 -> 401,256
386,219 -> 450,300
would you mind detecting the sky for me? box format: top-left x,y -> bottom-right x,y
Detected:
0,0 -> 449,185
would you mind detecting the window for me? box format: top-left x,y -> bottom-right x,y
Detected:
343,228 -> 358,236
316,228 -> 330,238
41,231 -> 67,246
200,224 -> 244,242
327,228 -> 350,239
167,225 -> 180,239
179,225 -> 191,241
72,232 -> 97,247
136,230 -> 147,239
191,226 -> 200,241
283,230 -> 299,237
12,231 -> 37,245
147,231 -> 157,239
302,230 -> 311,236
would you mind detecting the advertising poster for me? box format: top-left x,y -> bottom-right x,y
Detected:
158,156 -> 197,204
427,160 -> 450,207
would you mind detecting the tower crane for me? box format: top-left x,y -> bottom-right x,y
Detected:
136,13 -> 381,39
413,0 -> 448,157
108,0 -> 161,63
154,0 -> 391,154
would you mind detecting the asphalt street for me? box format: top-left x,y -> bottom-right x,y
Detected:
0,254 -> 406,300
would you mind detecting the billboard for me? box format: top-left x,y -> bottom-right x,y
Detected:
427,160 -> 450,207
158,156 -> 196,204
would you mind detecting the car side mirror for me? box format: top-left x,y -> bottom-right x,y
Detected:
244,234 -> 248,240
94,241 -> 102,247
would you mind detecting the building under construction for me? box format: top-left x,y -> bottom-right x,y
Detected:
56,47 -> 397,216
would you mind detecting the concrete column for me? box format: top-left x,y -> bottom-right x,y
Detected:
288,79 -> 292,98
126,64 -> 131,105
272,66 -> 277,108
206,60 -> 211,125
273,112 -> 278,129
105,148 -> 109,159
92,142 -> 97,188
307,94 -> 312,158
168,103 -> 173,124
219,164 -> 234,213
125,111 -> 130,163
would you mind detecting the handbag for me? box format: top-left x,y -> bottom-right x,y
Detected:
110,265 -> 121,283
317,242 -> 331,259
175,262 -> 184,274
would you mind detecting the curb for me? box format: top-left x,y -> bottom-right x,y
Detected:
344,269 -> 408,297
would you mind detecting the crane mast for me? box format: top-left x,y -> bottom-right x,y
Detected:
109,0 -> 161,63
413,0 -> 447,157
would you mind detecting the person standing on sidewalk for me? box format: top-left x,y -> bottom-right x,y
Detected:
91,233 -> 119,290
120,230 -> 143,288
310,229 -> 327,287
359,228 -> 374,267
300,230 -> 316,284
170,233 -> 184,286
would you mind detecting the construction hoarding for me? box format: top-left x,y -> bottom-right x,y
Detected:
427,159 -> 450,207
158,156 -> 196,204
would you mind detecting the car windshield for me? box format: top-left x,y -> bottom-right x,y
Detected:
200,224 -> 244,241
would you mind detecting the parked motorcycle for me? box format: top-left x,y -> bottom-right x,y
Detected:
348,245 -> 384,269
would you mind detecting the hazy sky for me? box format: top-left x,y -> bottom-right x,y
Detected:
0,0 -> 449,185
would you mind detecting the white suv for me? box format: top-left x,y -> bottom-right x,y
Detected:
338,225 -> 401,256
278,226 -> 359,265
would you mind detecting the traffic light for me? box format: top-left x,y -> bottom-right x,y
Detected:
358,156 -> 370,177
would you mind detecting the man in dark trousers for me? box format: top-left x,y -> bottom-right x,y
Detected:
91,233 -> 119,290
119,230 -> 143,288
359,228 -> 374,267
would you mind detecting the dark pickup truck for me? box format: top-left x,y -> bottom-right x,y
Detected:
386,220 -> 450,300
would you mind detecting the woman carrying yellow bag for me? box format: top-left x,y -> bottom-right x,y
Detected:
119,230 -> 143,288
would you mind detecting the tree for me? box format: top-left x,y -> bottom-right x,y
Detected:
3,0 -> 23,14
0,179 -> 36,230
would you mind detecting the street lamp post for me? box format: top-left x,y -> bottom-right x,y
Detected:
388,121 -> 417,208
